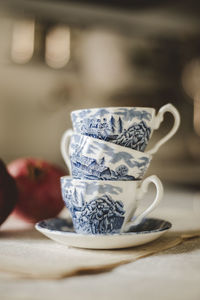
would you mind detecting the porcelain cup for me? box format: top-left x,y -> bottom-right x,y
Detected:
61,175 -> 163,234
61,131 -> 152,180
71,103 -> 180,154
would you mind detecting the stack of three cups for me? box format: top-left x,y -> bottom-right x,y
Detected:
60,104 -> 180,235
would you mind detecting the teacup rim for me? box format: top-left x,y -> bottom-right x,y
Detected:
69,132 -> 152,158
71,106 -> 156,115
60,175 -> 142,183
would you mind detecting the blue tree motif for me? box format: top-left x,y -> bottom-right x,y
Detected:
63,188 -> 74,212
114,120 -> 151,151
118,117 -> 123,134
115,165 -> 128,177
110,116 -> 115,133
99,157 -> 105,165
72,194 -> 125,234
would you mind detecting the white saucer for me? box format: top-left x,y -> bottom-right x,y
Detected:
35,217 -> 171,250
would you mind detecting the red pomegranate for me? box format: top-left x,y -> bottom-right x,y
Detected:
7,158 -> 67,223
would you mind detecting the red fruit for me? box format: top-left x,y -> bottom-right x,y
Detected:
0,159 -> 18,226
7,158 -> 67,223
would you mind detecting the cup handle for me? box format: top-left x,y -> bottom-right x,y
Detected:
147,103 -> 180,155
124,175 -> 163,232
60,129 -> 73,173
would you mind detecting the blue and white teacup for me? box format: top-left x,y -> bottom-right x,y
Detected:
71,104 -> 180,154
61,130 -> 152,180
61,175 -> 163,234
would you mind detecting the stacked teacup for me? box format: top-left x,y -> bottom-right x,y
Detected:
60,104 -> 180,235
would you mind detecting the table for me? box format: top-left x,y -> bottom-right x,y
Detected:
0,185 -> 200,300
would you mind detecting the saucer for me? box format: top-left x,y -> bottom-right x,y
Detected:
35,218 -> 172,250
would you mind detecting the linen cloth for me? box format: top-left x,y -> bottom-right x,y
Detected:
0,186 -> 200,300
0,186 -> 200,279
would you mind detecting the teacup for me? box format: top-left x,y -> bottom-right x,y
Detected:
61,175 -> 163,234
71,103 -> 180,154
61,131 -> 152,180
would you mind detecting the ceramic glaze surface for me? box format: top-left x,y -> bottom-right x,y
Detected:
71,107 -> 153,151
35,217 -> 172,249
70,104 -> 181,155
37,217 -> 171,234
61,176 -> 163,235
61,178 -> 128,234
69,134 -> 151,180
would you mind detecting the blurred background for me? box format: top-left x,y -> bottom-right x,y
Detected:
0,0 -> 200,186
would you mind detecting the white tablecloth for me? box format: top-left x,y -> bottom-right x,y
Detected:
0,185 -> 200,300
